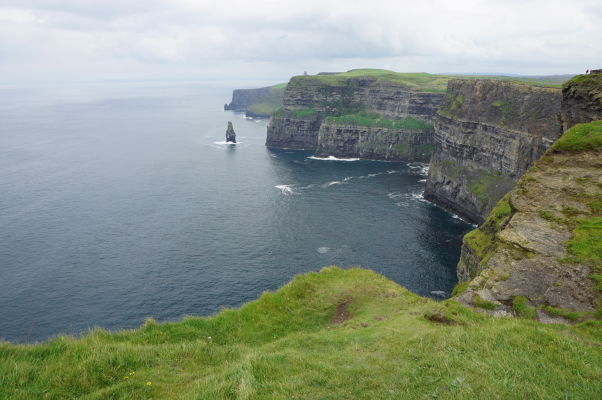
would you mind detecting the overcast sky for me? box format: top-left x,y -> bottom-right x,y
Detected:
1,0 -> 601,84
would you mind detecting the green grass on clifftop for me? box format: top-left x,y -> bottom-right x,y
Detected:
324,112 -> 434,131
552,120 -> 602,152
563,73 -> 602,91
299,69 -> 451,92
289,69 -> 564,93
1,267 -> 601,399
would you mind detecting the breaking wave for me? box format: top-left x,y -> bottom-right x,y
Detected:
213,141 -> 240,145
275,185 -> 295,195
307,156 -> 360,162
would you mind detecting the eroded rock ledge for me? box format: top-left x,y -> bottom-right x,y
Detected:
453,72 -> 602,323
455,138 -> 601,320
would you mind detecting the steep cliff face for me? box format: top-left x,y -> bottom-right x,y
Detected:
279,75 -> 444,121
560,72 -> 602,131
425,79 -> 562,224
316,121 -> 434,162
225,84 -> 286,117
265,71 -> 445,158
453,121 -> 602,321
264,110 -> 322,149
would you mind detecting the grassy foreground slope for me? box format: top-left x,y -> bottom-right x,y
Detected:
1,267 -> 601,399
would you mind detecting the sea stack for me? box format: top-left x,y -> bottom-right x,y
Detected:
226,121 -> 236,143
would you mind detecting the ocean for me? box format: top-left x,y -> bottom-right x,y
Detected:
0,81 -> 472,342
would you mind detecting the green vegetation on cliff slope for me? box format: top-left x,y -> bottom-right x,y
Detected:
324,112 -> 434,131
242,83 -> 287,116
462,194 -> 513,265
552,120 -> 602,152
464,121 -> 602,270
1,267 -> 601,399
458,121 -> 602,317
563,73 -> 602,92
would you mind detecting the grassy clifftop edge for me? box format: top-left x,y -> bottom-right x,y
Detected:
1,266 -> 601,399
286,69 -> 566,94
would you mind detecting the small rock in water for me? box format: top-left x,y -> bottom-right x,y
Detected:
226,121 -> 236,143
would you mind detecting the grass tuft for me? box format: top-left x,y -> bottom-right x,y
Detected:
473,295 -> 497,310
512,296 -> 537,319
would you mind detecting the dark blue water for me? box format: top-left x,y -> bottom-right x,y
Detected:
0,82 -> 472,343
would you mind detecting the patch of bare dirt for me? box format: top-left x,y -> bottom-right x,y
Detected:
425,312 -> 457,325
330,298 -> 354,324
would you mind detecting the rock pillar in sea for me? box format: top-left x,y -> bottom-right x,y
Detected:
226,121 -> 236,143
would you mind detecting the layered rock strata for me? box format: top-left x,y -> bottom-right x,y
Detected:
265,75 -> 444,158
454,73 -> 602,322
454,122 -> 601,320
424,79 -> 562,224
316,121 -> 434,162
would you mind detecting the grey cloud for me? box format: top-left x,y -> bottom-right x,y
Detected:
0,0 -> 600,83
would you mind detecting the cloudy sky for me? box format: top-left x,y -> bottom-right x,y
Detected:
1,0 -> 601,84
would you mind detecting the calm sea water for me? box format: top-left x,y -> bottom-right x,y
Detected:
0,82 -> 472,343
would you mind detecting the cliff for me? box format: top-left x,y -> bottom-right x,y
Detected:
316,117 -> 435,162
424,79 -> 562,224
560,72 -> 602,131
2,267 -> 600,399
452,72 -> 602,322
224,83 -> 286,118
265,70 -> 445,159
454,120 -> 601,321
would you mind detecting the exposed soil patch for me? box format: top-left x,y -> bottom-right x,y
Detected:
330,298 -> 354,324
425,312 -> 457,325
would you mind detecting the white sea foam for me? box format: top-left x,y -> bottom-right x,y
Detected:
325,181 -> 343,187
343,176 -> 353,182
307,155 -> 360,162
300,184 -> 317,189
407,163 -> 429,176
317,247 -> 330,254
386,170 -> 398,174
410,191 -> 428,202
418,179 -> 427,183
275,185 -> 294,195
450,212 -> 478,227
388,190 -> 429,206
213,141 -> 240,145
